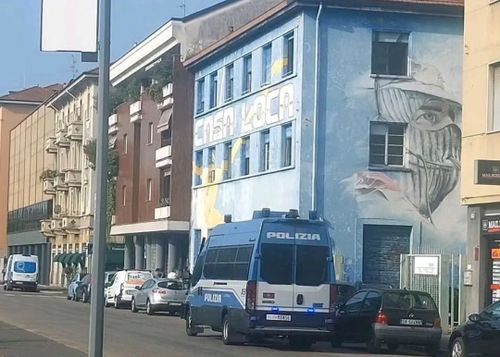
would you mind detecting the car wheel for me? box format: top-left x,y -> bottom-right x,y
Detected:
185,307 -> 198,337
331,335 -> 343,348
131,298 -> 138,313
367,330 -> 382,354
451,338 -> 467,357
114,296 -> 121,309
146,300 -> 154,315
222,314 -> 239,345
387,344 -> 398,354
289,336 -> 313,350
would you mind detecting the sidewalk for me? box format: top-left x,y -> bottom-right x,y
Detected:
0,321 -> 85,357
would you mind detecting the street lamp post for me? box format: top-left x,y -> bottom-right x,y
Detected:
88,0 -> 111,356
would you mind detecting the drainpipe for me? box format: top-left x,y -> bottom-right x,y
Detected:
311,2 -> 323,212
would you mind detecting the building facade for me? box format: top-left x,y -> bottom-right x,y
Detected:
186,0 -> 465,287
0,85 -> 61,270
462,0 -> 500,314
7,101 -> 58,285
43,71 -> 101,286
109,0 -> 283,275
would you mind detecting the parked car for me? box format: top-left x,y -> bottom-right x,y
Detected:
354,281 -> 394,291
67,273 -> 86,301
332,289 -> 442,356
449,300 -> 500,357
105,270 -> 153,309
131,278 -> 187,315
331,282 -> 356,305
77,271 -> 117,303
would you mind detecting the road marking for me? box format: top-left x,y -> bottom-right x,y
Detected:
4,294 -> 15,297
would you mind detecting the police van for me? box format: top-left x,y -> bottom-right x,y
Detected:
183,209 -> 336,348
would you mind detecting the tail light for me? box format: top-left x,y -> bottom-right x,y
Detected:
433,317 -> 441,328
153,288 -> 167,295
245,281 -> 257,313
376,312 -> 388,325
329,284 -> 338,312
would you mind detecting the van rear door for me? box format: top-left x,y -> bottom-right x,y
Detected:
293,224 -> 331,315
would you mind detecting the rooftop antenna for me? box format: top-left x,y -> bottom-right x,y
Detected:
70,54 -> 78,79
178,0 -> 186,17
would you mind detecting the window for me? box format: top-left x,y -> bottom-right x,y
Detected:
372,31 -> 409,76
191,250 -> 205,286
161,129 -> 171,147
282,124 -> 292,167
260,244 -> 293,285
345,292 -> 368,313
123,134 -> 128,154
159,169 -> 170,206
14,261 -> 36,274
490,64 -> 500,132
122,186 -> 127,206
147,122 -> 154,145
482,301 -> 500,320
262,43 -> 272,85
196,78 -> 205,114
203,246 -> 252,280
242,54 -> 252,94
241,136 -> 250,176
209,72 -> 218,109
208,147 -> 216,183
195,151 -> 203,186
295,245 -> 328,286
146,178 -> 152,201
260,130 -> 270,172
225,63 -> 234,102
223,142 -> 232,180
362,292 -> 382,312
369,122 -> 405,167
283,32 -> 294,76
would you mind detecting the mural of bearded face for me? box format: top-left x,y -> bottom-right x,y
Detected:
375,76 -> 462,223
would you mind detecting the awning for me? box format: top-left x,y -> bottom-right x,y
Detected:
157,107 -> 172,133
61,254 -> 73,266
53,254 -> 62,262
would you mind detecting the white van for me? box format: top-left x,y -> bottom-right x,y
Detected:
105,270 -> 153,309
3,254 -> 39,292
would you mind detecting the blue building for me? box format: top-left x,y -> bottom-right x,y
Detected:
185,0 -> 464,287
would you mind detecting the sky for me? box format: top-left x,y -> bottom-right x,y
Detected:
0,0 -> 222,95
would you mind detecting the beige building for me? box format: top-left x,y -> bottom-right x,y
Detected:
0,85 -> 61,270
462,0 -> 500,313
7,102 -> 57,285
43,70 -> 99,286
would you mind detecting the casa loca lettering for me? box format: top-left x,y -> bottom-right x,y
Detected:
204,293 -> 222,303
266,232 -> 321,241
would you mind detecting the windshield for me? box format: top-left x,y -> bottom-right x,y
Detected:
13,261 -> 36,274
383,291 -> 437,311
481,301 -> 500,320
126,272 -> 152,282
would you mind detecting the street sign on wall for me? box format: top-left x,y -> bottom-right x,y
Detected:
40,0 -> 98,53
475,160 -> 500,185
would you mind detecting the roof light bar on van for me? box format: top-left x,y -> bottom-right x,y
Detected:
285,209 -> 299,219
309,210 -> 318,220
262,208 -> 271,217
224,214 -> 232,223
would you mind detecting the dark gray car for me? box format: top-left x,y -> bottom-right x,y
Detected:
131,278 -> 187,315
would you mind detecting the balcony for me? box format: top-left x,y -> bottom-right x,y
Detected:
80,215 -> 94,230
154,205 -> 171,220
51,218 -> 63,232
62,216 -> 80,232
40,220 -> 55,236
55,130 -> 70,147
155,145 -> 172,168
43,178 -> 56,195
65,170 -> 81,187
45,137 -> 57,154
157,83 -> 174,110
67,122 -> 83,141
54,175 -> 68,191
129,100 -> 142,123
108,114 -> 118,134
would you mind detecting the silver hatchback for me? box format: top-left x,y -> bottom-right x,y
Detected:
131,278 -> 187,315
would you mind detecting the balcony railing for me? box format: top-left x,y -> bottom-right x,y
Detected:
154,205 -> 171,220
55,130 -> 70,147
65,170 -> 81,187
129,100 -> 142,123
108,114 -> 118,134
43,179 -> 56,195
67,122 -> 83,141
80,215 -> 94,229
155,145 -> 172,168
62,216 -> 80,232
157,83 -> 174,110
45,137 -> 57,154
54,175 -> 68,191
40,220 -> 55,236
51,218 -> 63,232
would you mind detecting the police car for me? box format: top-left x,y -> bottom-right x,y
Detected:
183,209 -> 337,349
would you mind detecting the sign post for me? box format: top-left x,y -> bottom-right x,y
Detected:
88,0 -> 111,356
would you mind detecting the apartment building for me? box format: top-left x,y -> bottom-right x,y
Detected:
186,0 -> 464,287
109,0 -> 282,274
42,70 -> 101,285
0,85 -> 61,272
462,0 -> 500,313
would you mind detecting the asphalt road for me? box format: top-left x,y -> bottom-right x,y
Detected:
0,289 -> 442,357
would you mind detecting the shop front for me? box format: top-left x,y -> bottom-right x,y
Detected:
481,215 -> 500,304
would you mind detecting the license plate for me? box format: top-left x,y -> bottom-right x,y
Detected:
169,302 -> 182,306
266,314 -> 291,322
400,319 -> 423,326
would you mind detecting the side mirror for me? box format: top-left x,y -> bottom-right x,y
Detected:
135,286 -> 141,290
469,313 -> 480,323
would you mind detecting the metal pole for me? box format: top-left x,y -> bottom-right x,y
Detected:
88,0 -> 111,355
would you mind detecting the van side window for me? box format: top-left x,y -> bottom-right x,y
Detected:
260,243 -> 293,285
203,245 -> 253,280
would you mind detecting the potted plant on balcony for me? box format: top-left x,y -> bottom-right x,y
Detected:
39,169 -> 57,182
